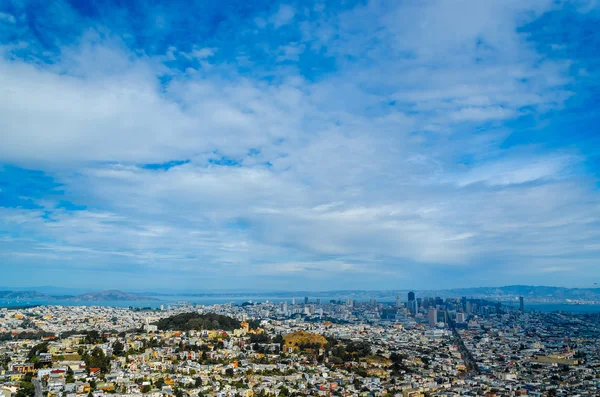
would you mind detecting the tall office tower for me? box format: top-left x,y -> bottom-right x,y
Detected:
409,300 -> 417,315
428,307 -> 438,327
456,312 -> 466,323
466,301 -> 472,314
435,296 -> 443,306
304,296 -> 309,304
291,298 -> 296,305
279,302 -> 285,312
417,297 -> 422,309
519,296 -> 524,312
346,297 -> 352,306
408,291 -> 415,302
316,298 -> 321,305
395,295 -> 401,308
283,301 -> 288,313
370,298 -> 376,306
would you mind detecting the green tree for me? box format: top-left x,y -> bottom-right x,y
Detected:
27,342 -> 49,360
16,382 -> 35,397
83,347 -> 110,374
66,367 -> 75,383
113,341 -> 125,356
0,354 -> 10,370
30,356 -> 41,369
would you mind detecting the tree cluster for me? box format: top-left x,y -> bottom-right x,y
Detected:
329,340 -> 371,361
156,313 -> 241,331
82,347 -> 111,374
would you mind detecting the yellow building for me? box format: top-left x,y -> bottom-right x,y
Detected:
403,389 -> 425,397
240,322 -> 250,332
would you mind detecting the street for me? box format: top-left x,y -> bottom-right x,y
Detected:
32,378 -> 43,397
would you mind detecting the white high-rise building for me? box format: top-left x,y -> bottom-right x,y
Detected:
428,307 -> 438,327
456,312 -> 466,323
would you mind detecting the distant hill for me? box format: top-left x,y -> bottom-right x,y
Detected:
0,290 -> 61,300
437,285 -> 600,301
0,289 -> 155,302
156,312 -> 241,331
70,290 -> 157,301
3,285 -> 600,304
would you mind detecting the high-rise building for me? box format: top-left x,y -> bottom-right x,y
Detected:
370,298 -> 376,306
519,296 -> 524,312
316,298 -> 321,305
408,291 -> 415,302
428,307 -> 437,327
395,295 -> 401,308
304,296 -> 309,304
279,301 -> 288,313
417,297 -> 422,309
409,300 -> 417,315
456,312 -> 466,323
291,298 -> 296,305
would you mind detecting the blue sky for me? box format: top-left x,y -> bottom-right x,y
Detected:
1,0 -> 599,291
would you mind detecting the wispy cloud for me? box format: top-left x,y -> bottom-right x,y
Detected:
0,0 -> 599,289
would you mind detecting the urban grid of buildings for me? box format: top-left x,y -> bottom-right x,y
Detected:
1,293 -> 599,397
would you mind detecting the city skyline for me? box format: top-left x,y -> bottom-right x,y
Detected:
1,0 -> 600,290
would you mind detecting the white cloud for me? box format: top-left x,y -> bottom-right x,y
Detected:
541,266 -> 575,273
270,5 -> 295,28
181,46 -> 217,61
448,106 -> 517,122
0,12 -> 15,24
0,0 -> 598,288
456,155 -> 577,186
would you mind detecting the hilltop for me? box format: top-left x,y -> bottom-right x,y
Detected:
283,330 -> 328,351
156,312 -> 241,331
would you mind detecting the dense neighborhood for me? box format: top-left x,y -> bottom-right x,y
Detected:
1,298 -> 599,397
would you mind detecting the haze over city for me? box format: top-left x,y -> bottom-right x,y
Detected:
1,0 -> 599,291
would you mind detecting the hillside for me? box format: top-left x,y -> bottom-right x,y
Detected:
0,291 -> 62,300
156,312 -> 241,331
71,290 -> 156,301
0,289 -> 155,302
283,331 -> 328,350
